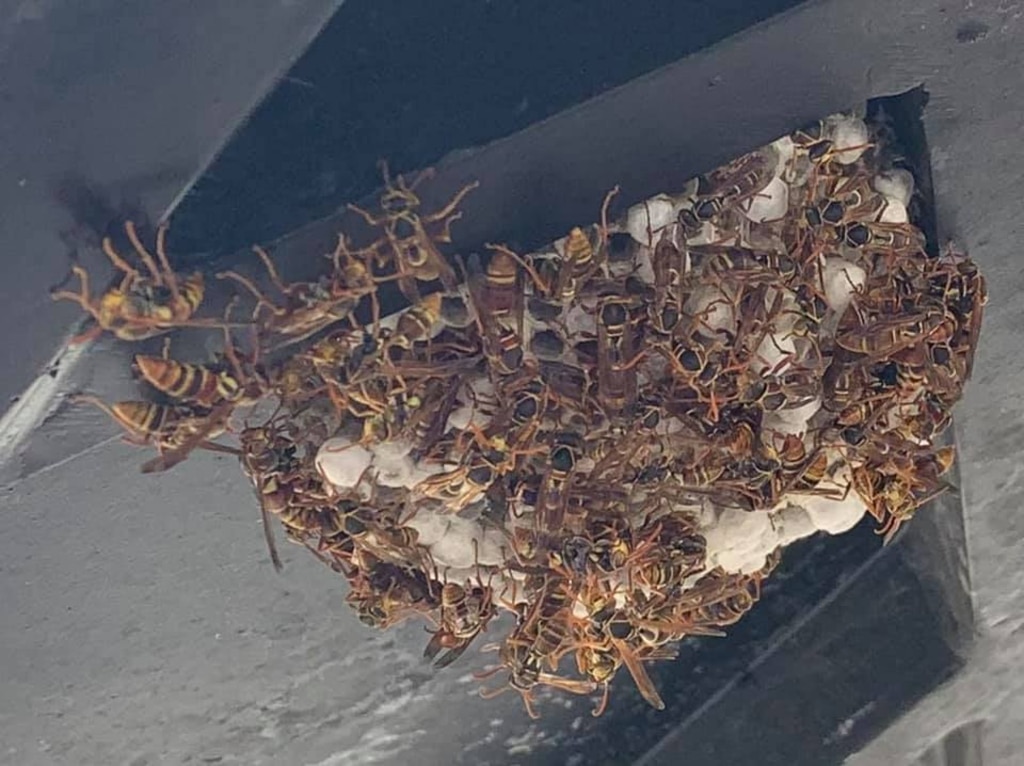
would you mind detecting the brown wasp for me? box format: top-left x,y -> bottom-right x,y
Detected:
791,117 -> 873,174
346,556 -> 440,629
72,395 -> 236,474
348,162 -> 479,302
595,293 -> 645,416
836,220 -> 926,265
378,292 -> 444,366
791,119 -> 834,164
586,623 -> 669,712
464,248 -> 530,378
476,639 -> 597,720
834,309 -> 946,359
217,236 -> 390,347
650,233 -> 686,334
550,187 -> 620,302
534,433 -> 585,533
569,577 -> 677,715
415,463 -> 491,513
928,248 -> 987,380
232,419 -> 309,571
477,578 -> 595,718
854,446 -> 956,543
423,579 -> 497,668
804,173 -> 886,235
131,314 -> 267,410
633,548 -> 706,601
132,354 -> 254,409
52,221 -> 217,343
678,150 -> 776,234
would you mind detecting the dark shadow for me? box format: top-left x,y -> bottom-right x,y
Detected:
167,0 -> 811,261
868,86 -> 941,257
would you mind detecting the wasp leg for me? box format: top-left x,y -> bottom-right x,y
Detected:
124,221 -> 164,285
216,269 -> 286,320
251,245 -> 290,297
50,265 -> 94,310
421,180 -> 481,226
101,234 -> 142,279
347,202 -> 387,228
215,295 -> 252,386
598,185 -> 620,237
151,223 -> 183,301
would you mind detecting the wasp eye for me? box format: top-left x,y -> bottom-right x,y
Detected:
695,198 -> 721,220
677,348 -> 703,373
842,223 -> 871,247
808,139 -> 834,162
467,465 -> 495,486
551,446 -> 576,472
515,397 -> 540,423
678,207 -> 701,231
608,621 -> 633,640
500,346 -> 524,370
822,200 -> 845,224
600,302 -> 627,327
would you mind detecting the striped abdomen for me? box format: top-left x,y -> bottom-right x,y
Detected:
133,355 -> 240,406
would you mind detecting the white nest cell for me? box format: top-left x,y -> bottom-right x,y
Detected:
874,168 -> 915,207
826,114 -> 871,164
316,439 -> 373,489
686,283 -> 738,338
764,398 -> 823,436
625,194 -> 677,246
739,175 -> 789,224
799,483 -> 868,536
752,332 -> 796,376
822,256 -> 866,315
701,507 -> 778,574
769,504 -> 820,548
770,135 -> 797,178
879,198 -> 909,224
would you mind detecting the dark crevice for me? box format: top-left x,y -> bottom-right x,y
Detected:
166,0 -> 812,263
868,85 -> 941,257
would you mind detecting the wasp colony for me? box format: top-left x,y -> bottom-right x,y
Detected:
55,114 -> 985,718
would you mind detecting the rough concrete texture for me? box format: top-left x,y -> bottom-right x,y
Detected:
0,446 -> 536,766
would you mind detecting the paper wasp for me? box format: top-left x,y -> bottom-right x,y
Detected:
216,236 -> 390,347
423,580 -> 497,669
595,293 -> 645,416
476,639 -> 597,720
835,309 -> 946,359
465,248 -> 531,378
51,221 -> 219,343
678,150 -> 776,234
348,162 -> 478,302
550,187 -> 620,302
71,395 -> 236,474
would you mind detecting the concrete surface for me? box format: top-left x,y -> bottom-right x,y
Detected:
4,0 -> 1024,764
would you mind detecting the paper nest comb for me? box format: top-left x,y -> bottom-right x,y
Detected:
61,113 -> 986,719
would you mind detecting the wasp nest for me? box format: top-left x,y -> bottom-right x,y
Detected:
60,113 -> 985,718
